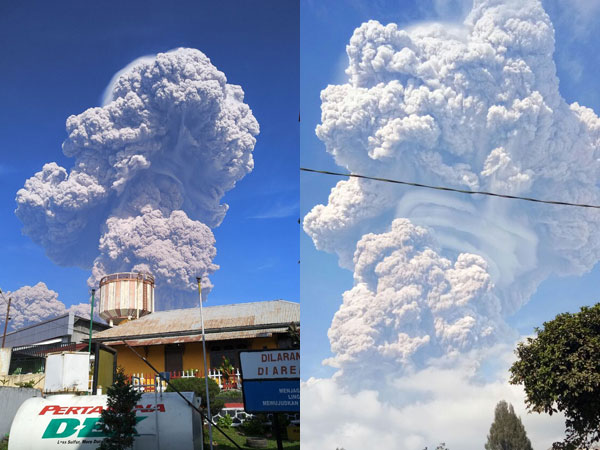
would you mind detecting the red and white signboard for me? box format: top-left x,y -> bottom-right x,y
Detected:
239,349 -> 300,379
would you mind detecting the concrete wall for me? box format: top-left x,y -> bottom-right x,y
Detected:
0,348 -> 11,376
0,386 -> 41,437
0,373 -> 45,389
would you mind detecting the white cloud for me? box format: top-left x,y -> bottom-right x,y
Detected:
15,48 -> 259,308
302,347 -> 566,450
248,201 -> 299,219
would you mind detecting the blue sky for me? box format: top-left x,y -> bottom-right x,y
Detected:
300,0 -> 600,377
0,0 -> 298,311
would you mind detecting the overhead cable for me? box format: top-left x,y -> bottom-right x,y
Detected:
300,167 -> 600,210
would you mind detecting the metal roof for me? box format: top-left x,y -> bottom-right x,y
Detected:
103,328 -> 289,347
93,300 -> 299,342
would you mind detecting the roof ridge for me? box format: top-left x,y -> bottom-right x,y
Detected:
133,299 -> 298,315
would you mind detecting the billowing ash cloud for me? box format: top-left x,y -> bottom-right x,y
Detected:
305,0 -> 600,383
16,48 -> 259,307
1,283 -> 96,332
325,219 -> 509,388
91,208 -> 218,302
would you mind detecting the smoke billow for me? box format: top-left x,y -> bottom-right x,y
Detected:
305,0 -> 600,387
16,48 -> 259,308
325,219 -> 509,389
0,283 -> 95,332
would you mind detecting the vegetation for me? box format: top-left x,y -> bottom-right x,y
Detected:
509,304 -> 600,449
98,367 -> 142,450
286,323 -> 300,349
208,425 -> 299,450
165,376 -> 224,416
423,444 -> 449,450
219,356 -> 235,382
240,414 -> 269,436
217,414 -> 233,429
216,388 -> 243,404
485,401 -> 532,450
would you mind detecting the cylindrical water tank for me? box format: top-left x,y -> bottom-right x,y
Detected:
98,272 -> 155,326
9,392 -> 202,450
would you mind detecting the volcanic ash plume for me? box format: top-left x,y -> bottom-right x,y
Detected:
305,0 -> 600,383
325,219 -> 508,391
0,283 -> 95,332
16,48 -> 259,307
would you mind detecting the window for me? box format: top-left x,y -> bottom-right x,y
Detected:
209,340 -> 248,369
164,344 -> 184,372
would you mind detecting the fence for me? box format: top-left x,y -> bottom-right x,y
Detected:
207,368 -> 241,390
128,368 -> 242,392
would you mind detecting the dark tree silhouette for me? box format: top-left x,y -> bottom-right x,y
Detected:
98,367 -> 142,450
485,400 -> 533,450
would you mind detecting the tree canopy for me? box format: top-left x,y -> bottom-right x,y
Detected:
509,304 -> 600,449
485,400 -> 533,450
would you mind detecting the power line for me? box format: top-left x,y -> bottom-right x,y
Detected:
0,289 -> 8,306
300,167 -> 600,210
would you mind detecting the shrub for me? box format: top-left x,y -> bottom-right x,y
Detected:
241,414 -> 268,436
215,389 -> 243,404
166,377 -> 223,416
217,415 -> 233,429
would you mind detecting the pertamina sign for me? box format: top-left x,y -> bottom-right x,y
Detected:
8,392 -> 200,449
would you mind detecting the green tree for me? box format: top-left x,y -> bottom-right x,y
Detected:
485,401 -> 533,450
509,304 -> 600,449
98,367 -> 142,450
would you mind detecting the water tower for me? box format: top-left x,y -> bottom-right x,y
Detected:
98,272 -> 155,326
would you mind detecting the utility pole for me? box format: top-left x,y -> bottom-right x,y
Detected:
88,289 -> 96,396
88,289 -> 95,355
2,297 -> 12,348
197,277 -> 213,450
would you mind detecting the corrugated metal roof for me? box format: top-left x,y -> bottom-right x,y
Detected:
93,300 -> 299,341
103,328 -> 289,346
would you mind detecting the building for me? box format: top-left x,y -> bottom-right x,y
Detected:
3,313 -> 109,348
92,300 -> 299,388
2,313 -> 110,375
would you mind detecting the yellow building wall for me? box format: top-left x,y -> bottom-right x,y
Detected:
249,336 -> 278,350
113,336 -> 280,376
113,344 -> 165,375
182,342 -> 210,376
